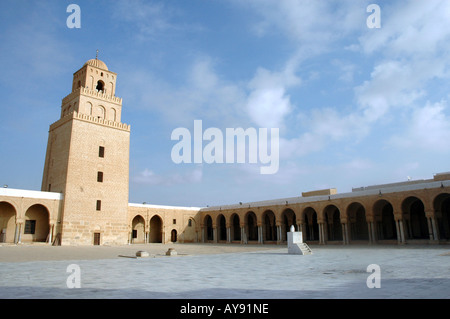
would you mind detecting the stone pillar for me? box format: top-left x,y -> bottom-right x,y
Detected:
367,221 -> 373,244
431,217 -> 439,240
213,227 -> 217,243
367,221 -> 377,245
318,223 -> 325,245
317,223 -> 321,244
226,227 -> 231,243
426,216 -> 434,240
277,225 -> 282,244
48,223 -> 54,244
395,219 -> 401,244
399,219 -> 406,244
342,223 -> 349,245
323,222 -> 329,244
241,226 -> 247,244
346,223 -> 350,244
258,226 -> 263,244
17,223 -> 22,244
14,223 -> 20,244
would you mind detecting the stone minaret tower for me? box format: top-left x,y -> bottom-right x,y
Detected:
41,57 -> 130,245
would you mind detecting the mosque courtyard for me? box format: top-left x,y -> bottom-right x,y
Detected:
0,243 -> 449,299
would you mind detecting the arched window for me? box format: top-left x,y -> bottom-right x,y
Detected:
96,80 -> 105,93
85,102 -> 92,115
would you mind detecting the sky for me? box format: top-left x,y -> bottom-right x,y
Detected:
1,0 -> 450,207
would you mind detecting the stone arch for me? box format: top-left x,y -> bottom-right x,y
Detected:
89,75 -> 94,89
373,199 -> 396,240
347,202 -> 369,241
402,196 -> 428,239
94,105 -> 105,119
204,214 -> 213,241
23,204 -> 49,242
0,201 -> 17,243
110,108 -> 117,122
131,215 -> 145,244
63,104 -> 70,117
96,80 -> 105,93
433,193 -> 450,239
217,214 -> 227,241
281,208 -> 296,242
109,82 -> 114,97
302,207 -> 319,241
245,211 -> 258,241
323,205 -> 342,241
230,213 -> 241,241
85,101 -> 93,115
262,210 -> 277,241
149,215 -> 163,243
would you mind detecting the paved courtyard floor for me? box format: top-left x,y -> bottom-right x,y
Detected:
0,243 -> 449,299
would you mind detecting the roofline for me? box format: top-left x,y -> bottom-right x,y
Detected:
201,179 -> 450,212
0,188 -> 63,200
128,203 -> 202,211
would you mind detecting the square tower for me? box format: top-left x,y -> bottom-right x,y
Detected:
41,58 -> 130,245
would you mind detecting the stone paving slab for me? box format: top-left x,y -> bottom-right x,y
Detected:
0,244 -> 449,299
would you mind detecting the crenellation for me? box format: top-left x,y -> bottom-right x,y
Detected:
62,87 -> 122,106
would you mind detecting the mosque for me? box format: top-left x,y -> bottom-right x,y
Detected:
0,58 -> 449,246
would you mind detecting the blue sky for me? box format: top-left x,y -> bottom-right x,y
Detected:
1,0 -> 450,207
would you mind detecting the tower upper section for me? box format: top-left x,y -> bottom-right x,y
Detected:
72,58 -> 114,95
60,58 -> 123,123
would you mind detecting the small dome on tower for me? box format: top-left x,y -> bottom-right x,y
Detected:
84,58 -> 108,71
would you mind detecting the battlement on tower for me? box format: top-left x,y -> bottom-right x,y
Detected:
49,110 -> 130,132
62,87 -> 122,106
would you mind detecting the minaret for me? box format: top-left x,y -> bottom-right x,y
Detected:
41,57 -> 130,245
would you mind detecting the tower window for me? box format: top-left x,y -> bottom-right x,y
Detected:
99,146 -> 105,158
96,80 -> 105,92
96,200 -> 102,211
97,171 -> 103,182
173,219 -> 176,225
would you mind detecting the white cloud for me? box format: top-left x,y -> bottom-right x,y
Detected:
126,0 -> 450,177
112,0 -> 190,40
389,100 -> 450,151
332,59 -> 356,83
134,166 -> 203,186
279,0 -> 450,160
355,60 -> 427,122
120,57 -> 247,126
245,67 -> 300,128
360,0 -> 450,57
